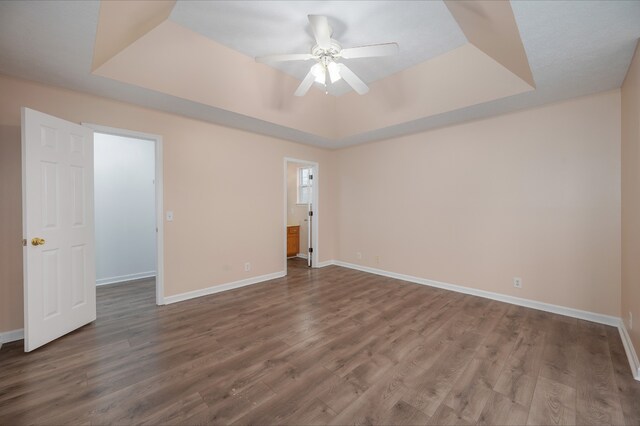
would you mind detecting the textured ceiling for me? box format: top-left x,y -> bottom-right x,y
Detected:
0,1 -> 639,148
337,0 -> 640,146
169,1 -> 468,96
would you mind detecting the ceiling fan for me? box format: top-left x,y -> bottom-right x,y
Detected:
255,15 -> 399,96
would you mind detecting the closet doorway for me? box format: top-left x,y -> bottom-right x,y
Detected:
89,125 -> 164,306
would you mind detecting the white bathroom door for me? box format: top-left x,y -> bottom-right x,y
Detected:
22,107 -> 96,352
307,170 -> 314,267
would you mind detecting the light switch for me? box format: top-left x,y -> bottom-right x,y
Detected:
166,211 -> 174,221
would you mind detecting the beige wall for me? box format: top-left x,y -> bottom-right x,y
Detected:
287,162 -> 309,256
0,74 -> 338,333
336,90 -> 622,317
622,42 -> 640,356
0,73 -> 627,336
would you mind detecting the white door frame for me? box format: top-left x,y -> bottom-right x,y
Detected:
83,123 -> 164,305
284,157 -> 319,272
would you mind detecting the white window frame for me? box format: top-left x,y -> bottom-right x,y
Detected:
296,166 -> 313,205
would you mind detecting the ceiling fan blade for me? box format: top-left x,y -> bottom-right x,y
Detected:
294,68 -> 316,97
340,43 -> 399,59
255,53 -> 314,63
337,64 -> 369,95
308,15 -> 332,49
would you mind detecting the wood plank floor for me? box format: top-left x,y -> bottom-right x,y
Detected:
1,258 -> 639,425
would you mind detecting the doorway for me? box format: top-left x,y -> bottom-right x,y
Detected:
87,124 -> 164,306
21,108 -> 165,351
284,158 -> 319,273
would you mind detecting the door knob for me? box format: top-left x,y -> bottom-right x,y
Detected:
31,237 -> 45,246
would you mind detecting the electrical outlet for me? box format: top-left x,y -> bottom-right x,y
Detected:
375,256 -> 380,265
629,312 -> 633,330
513,277 -> 522,288
244,262 -> 251,272
166,211 -> 174,221
356,252 -> 362,260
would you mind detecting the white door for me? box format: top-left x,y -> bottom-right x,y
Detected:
307,169 -> 314,267
22,107 -> 96,352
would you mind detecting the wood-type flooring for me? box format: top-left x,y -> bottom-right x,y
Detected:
1,258 -> 639,425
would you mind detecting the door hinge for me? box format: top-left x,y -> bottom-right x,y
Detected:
309,174 -> 313,180
308,247 -> 313,253
22,239 -> 27,247
308,211 -> 313,216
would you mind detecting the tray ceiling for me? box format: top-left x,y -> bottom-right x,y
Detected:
0,1 -> 638,148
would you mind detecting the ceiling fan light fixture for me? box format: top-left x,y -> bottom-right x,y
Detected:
311,63 -> 326,84
327,61 -> 341,83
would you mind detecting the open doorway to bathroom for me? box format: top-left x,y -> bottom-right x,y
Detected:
284,158 -> 318,273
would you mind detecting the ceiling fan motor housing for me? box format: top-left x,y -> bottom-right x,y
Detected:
312,40 -> 343,66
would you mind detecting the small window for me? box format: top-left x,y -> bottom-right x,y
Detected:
297,166 -> 313,204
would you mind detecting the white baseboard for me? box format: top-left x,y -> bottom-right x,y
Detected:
96,271 -> 156,286
618,320 -> 640,381
5,260 -> 638,381
163,271 -> 285,305
296,253 -> 308,259
0,328 -> 24,345
332,260 -> 621,326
